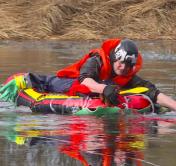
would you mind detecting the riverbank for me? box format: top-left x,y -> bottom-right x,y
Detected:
0,0 -> 175,40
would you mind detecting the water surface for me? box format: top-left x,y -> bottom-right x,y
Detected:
0,40 -> 176,166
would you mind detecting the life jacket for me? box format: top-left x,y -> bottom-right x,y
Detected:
57,39 -> 143,87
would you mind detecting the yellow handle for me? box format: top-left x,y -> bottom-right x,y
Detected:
14,75 -> 26,89
119,87 -> 149,95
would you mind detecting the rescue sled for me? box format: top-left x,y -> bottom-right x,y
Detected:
16,88 -> 154,116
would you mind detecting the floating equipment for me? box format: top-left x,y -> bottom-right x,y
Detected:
16,88 -> 152,115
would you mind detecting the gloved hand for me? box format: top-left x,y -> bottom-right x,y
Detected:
0,75 -> 27,102
102,85 -> 120,105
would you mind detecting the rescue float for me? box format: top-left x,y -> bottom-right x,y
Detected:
16,87 -> 155,116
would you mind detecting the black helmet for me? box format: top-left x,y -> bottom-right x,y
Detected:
110,39 -> 138,67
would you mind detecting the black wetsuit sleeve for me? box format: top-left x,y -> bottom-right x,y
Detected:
78,55 -> 102,83
124,75 -> 160,103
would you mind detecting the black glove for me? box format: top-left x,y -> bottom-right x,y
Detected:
103,85 -> 120,105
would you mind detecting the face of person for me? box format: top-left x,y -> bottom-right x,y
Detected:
113,60 -> 132,76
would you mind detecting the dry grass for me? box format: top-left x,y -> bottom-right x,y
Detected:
0,0 -> 175,40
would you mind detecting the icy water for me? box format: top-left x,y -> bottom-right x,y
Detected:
0,40 -> 176,166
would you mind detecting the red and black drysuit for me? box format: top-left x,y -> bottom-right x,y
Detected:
25,39 -> 160,103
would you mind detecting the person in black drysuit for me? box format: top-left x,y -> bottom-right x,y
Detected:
0,39 -> 176,111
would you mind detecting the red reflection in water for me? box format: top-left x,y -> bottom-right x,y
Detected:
9,114 -> 176,166
54,115 -> 146,166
